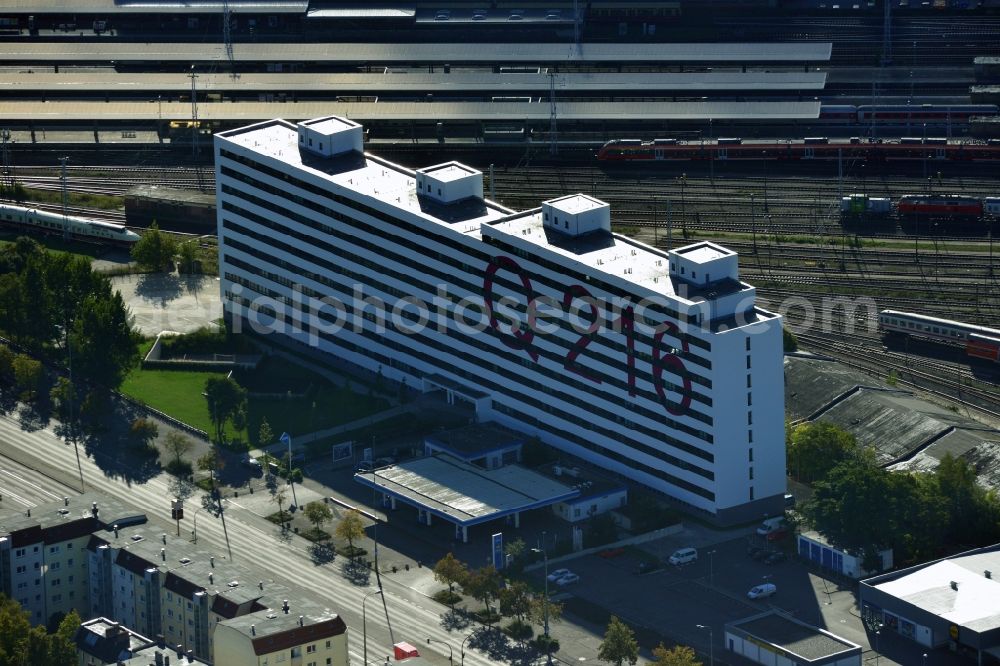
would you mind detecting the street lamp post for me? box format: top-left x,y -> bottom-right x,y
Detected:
875,628 -> 881,666
426,637 -> 453,665
707,550 -> 717,588
530,539 -> 552,665
460,627 -> 488,666
696,624 -> 714,666
363,588 -> 383,666
191,505 -> 207,543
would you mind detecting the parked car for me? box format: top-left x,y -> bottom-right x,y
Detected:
355,461 -> 375,474
764,552 -> 787,565
747,583 -> 777,600
668,547 -> 699,566
554,573 -> 580,586
766,528 -> 789,542
546,568 -> 572,583
241,455 -> 262,469
757,516 -> 786,536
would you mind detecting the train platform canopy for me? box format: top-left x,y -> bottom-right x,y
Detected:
785,355 -> 1000,491
0,71 -> 828,94
0,100 -> 821,122
354,454 -> 579,534
307,3 -> 415,18
0,0 -> 308,12
0,41 -> 833,64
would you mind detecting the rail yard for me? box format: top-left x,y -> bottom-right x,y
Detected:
4,3 -> 1000,666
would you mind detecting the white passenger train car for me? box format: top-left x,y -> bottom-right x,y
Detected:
0,202 -> 140,246
878,310 -> 1000,363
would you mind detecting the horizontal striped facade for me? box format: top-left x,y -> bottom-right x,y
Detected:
214,119 -> 786,523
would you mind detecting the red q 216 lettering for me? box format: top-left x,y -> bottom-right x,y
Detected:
483,255 -> 538,362
561,284 -> 602,384
652,321 -> 693,416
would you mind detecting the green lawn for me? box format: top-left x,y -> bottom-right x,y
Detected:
119,345 -> 388,446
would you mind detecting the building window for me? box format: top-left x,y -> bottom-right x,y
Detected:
14,548 -> 25,557
746,337 -> 751,351
749,467 -> 754,480
749,487 -> 754,501
747,412 -> 753,426
326,642 -> 331,649
746,356 -> 751,369
308,138 -> 313,146
746,375 -> 751,388
307,645 -> 317,654
748,447 -> 753,462
748,430 -> 753,444
747,393 -> 752,406
319,143 -> 323,151
49,546 -> 59,554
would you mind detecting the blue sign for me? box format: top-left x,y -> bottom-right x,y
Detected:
279,432 -> 291,444
492,533 -> 504,570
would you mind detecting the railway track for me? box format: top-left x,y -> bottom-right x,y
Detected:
796,332 -> 1000,421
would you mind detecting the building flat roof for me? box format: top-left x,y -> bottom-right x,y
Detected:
485,210 -> 753,308
0,71 -> 827,94
729,611 -> 861,662
871,549 -> 1000,633
424,422 -> 526,457
217,118 -> 507,234
0,41 -> 832,63
353,455 -> 578,525
0,100 -> 820,122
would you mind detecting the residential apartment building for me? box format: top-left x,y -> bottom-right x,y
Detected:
2,494 -> 348,666
214,115 -> 786,524
0,494 -> 145,626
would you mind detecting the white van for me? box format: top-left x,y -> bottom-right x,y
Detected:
756,516 -> 786,536
668,547 -> 698,565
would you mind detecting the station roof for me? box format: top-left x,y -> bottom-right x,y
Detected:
867,547 -> 1000,634
0,0 -> 307,12
0,41 -> 833,64
0,71 -> 828,93
353,454 -> 579,526
0,100 -> 821,122
727,611 -> 861,662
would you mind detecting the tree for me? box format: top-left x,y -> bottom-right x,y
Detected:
48,609 -> 80,665
258,418 -> 274,449
131,222 -> 178,270
204,376 -> 247,445
0,345 -> 14,382
782,326 -> 798,352
163,431 -> 194,469
463,565 -> 503,621
12,354 -> 43,401
652,643 -> 702,666
528,594 -> 563,629
334,509 -> 366,556
197,449 -> 224,491
499,580 -> 532,623
0,594 -> 78,666
804,450 -> 895,568
69,290 -> 141,389
48,377 -> 76,421
598,616 -> 639,666
270,486 -> 289,529
433,552 -> 468,598
303,501 -> 333,536
177,241 -> 198,273
787,421 -> 857,483
129,417 -> 159,448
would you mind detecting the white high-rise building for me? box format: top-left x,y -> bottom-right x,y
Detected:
214,116 -> 786,524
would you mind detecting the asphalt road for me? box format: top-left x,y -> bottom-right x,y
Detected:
0,411 -> 520,666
